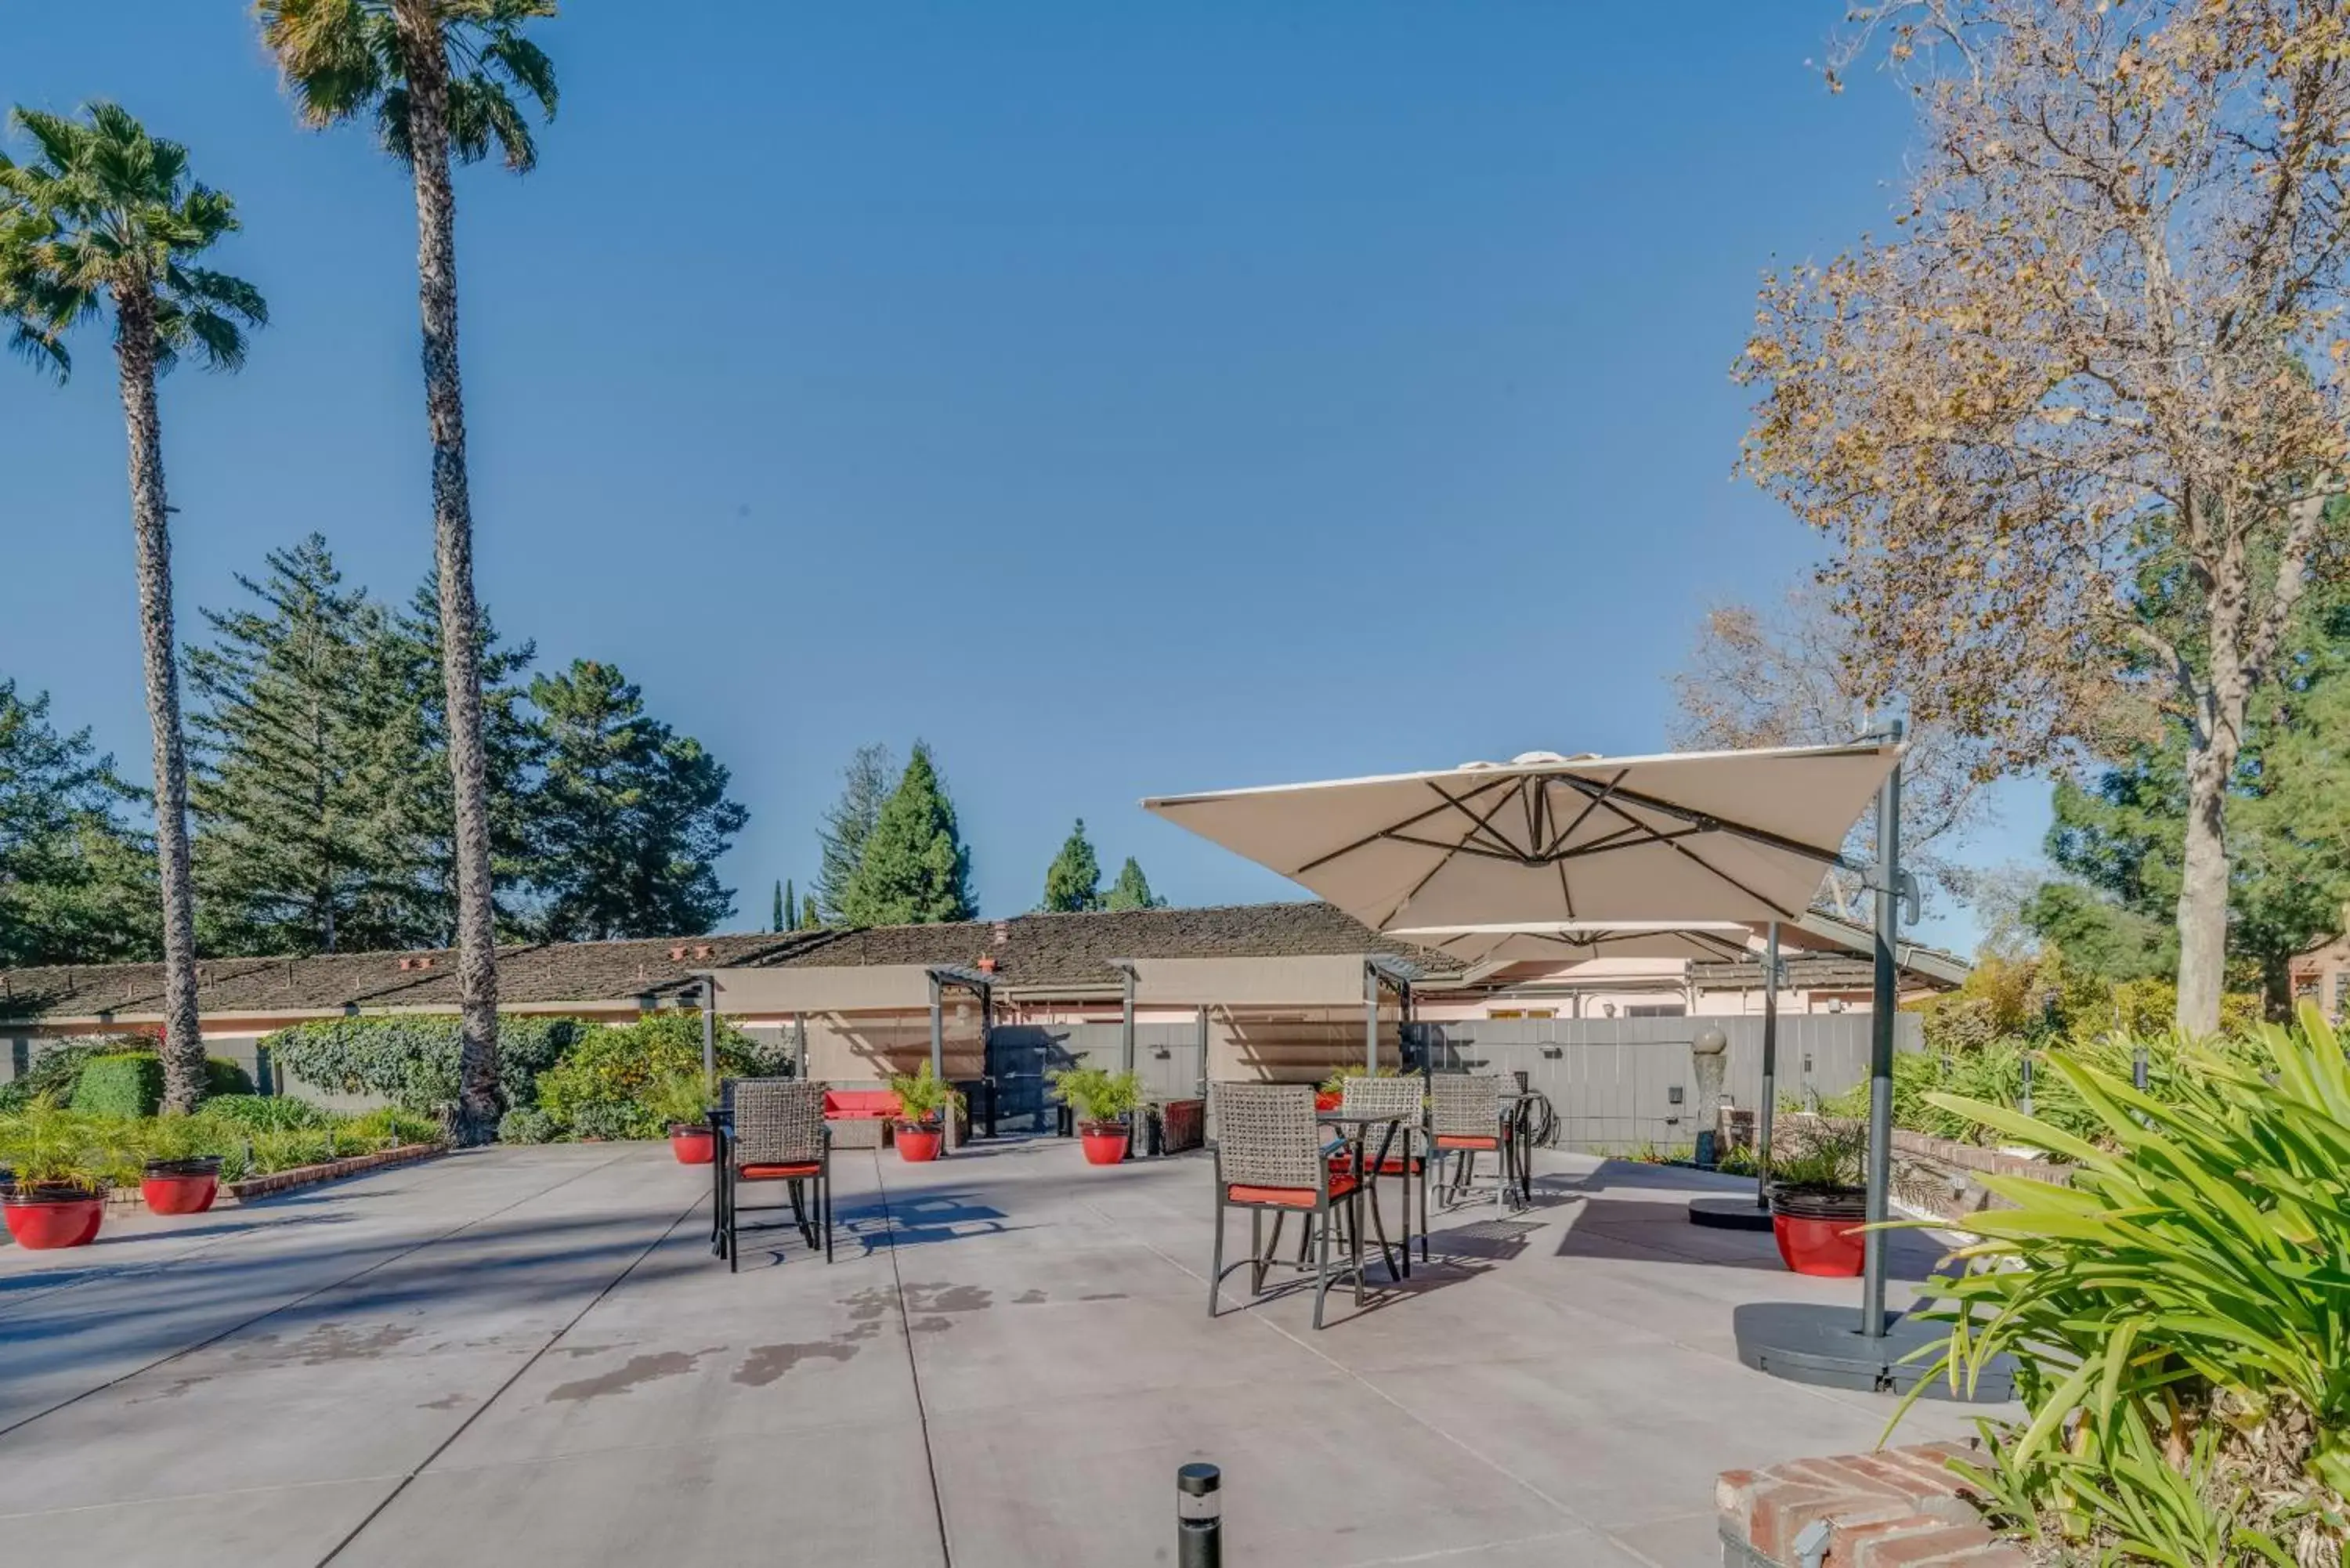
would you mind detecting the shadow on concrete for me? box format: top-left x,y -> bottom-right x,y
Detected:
1551,1197 -> 1951,1283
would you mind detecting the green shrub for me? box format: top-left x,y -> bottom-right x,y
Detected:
197,1093 -> 332,1131
643,1073 -> 710,1130
1900,1007 -> 2350,1566
1047,1065 -> 1144,1124
71,1053 -> 165,1118
264,1013 -> 585,1115
205,1057 -> 255,1097
886,1062 -> 962,1125
497,1107 -> 559,1143
341,1107 -> 442,1147
566,1101 -> 643,1141
532,1013 -> 763,1139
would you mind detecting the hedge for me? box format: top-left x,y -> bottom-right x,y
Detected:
52,1046 -> 252,1116
71,1053 -> 164,1118
263,1014 -> 586,1115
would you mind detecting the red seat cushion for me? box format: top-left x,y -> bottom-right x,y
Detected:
1330,1154 -> 1423,1175
1226,1176 -> 1358,1209
738,1162 -> 821,1179
1435,1134 -> 1499,1151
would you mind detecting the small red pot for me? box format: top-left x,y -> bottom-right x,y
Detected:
5,1192 -> 104,1250
1079,1122 -> 1130,1166
895,1124 -> 943,1163
1314,1092 -> 1343,1113
1770,1200 -> 1867,1277
668,1125 -> 715,1165
141,1172 -> 219,1215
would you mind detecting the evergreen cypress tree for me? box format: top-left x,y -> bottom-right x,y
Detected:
813,743 -> 893,921
187,537 -> 416,954
773,878 -> 786,933
1104,856 -> 1166,912
841,742 -> 975,926
530,659 -> 749,939
0,677 -> 159,964
1041,818 -> 1102,912
800,892 -> 822,929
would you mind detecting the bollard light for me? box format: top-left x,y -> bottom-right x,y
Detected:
1177,1461 -> 1221,1568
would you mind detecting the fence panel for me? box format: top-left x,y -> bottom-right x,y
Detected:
1401,1013 -> 1918,1152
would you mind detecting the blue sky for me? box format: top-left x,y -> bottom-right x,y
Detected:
2,3 -> 2046,949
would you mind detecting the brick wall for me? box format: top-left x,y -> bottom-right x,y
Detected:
1717,1440 -> 2027,1566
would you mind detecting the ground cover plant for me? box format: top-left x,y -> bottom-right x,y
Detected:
0,1095 -> 441,1187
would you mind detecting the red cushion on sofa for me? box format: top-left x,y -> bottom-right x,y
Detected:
821,1089 -> 902,1119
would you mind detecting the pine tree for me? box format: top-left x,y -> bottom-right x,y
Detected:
379,580 -> 545,945
187,537 -> 417,955
1104,856 -> 1166,912
0,677 -> 159,964
530,659 -> 749,939
800,893 -> 822,929
814,743 -> 894,922
1042,818 -> 1102,912
841,742 -> 974,926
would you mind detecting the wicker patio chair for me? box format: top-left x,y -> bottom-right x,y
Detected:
1339,1075 -> 1428,1274
1207,1082 -> 1367,1330
1430,1071 -> 1513,1217
719,1078 -> 831,1270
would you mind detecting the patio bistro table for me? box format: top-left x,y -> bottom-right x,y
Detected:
1314,1111 -> 1410,1283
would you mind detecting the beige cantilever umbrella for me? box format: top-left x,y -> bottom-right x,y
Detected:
1386,919 -> 1762,967
1141,742 -> 1897,931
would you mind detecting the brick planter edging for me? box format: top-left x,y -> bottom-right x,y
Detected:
222,1143 -> 446,1203
1718,1440 -> 2029,1566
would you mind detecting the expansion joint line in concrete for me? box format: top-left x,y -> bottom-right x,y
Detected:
313,1183 -> 703,1566
0,1152 -> 634,1447
872,1151 -> 956,1568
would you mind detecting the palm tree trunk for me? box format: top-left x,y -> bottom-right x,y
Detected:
397,0 -> 501,1142
113,279 -> 204,1112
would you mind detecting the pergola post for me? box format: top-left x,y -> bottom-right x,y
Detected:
1364,960 -> 1379,1073
928,973 -> 945,1082
1756,924 -> 1778,1210
1119,962 -> 1137,1075
1861,722 -> 1905,1341
696,973 -> 717,1096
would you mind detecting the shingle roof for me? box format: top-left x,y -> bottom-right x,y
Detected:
0,902 -> 1459,1024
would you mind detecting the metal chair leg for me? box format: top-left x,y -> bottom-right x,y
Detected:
1209,1201 -> 1226,1317
822,1166 -> 833,1263
1352,1187 -> 1366,1306
1312,1197 -> 1333,1330
1251,1209 -> 1270,1295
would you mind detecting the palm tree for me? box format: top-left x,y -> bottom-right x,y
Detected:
256,0 -> 556,1142
0,104 -> 266,1114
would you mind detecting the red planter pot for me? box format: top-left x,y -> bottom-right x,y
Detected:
141,1172 -> 219,1216
5,1193 -> 104,1250
895,1125 -> 944,1163
1769,1187 -> 1867,1277
1079,1123 -> 1130,1166
1314,1092 -> 1343,1113
668,1125 -> 715,1165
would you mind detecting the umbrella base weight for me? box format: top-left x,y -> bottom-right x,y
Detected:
1732,1302 -> 2013,1403
1686,1196 -> 1773,1232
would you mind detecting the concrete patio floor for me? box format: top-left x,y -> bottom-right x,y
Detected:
0,1137 -> 1990,1567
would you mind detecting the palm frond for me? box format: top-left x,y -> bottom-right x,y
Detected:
5,316 -> 71,381
255,0 -> 392,128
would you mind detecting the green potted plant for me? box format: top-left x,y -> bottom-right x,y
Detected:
0,1098 -> 107,1249
646,1074 -> 714,1165
886,1064 -> 960,1163
139,1112 -> 226,1214
1048,1066 -> 1145,1165
1764,1113 -> 1870,1277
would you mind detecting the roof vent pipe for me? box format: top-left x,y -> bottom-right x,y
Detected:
991,921 -> 1010,946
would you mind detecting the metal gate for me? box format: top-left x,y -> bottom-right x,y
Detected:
986,1021 -> 1209,1133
